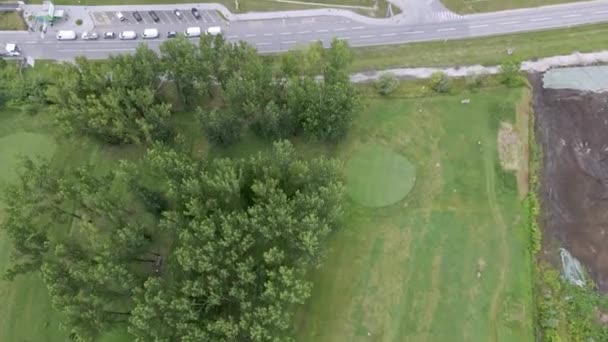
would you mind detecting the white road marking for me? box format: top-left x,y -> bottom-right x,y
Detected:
26,41 -> 37,44
245,34 -> 256,37
594,10 -> 608,14
59,48 -> 135,52
562,13 -> 582,18
499,21 -> 520,25
529,17 -> 551,22
333,28 -> 346,32
380,33 -> 396,37
256,42 -> 272,46
298,30 -> 311,34
282,40 -> 296,44
263,33 -> 273,37
280,32 -> 292,35
437,27 -> 455,32
227,35 -> 238,39
403,30 -> 424,34
470,24 -> 488,29
359,35 -> 375,38
338,36 -> 350,40
316,29 -> 329,33
309,39 -> 323,42
352,26 -> 365,29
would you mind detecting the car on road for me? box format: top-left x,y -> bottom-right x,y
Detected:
81,32 -> 98,40
142,28 -> 159,39
104,32 -> 116,39
119,31 -> 137,40
206,26 -> 221,36
149,11 -> 160,22
56,30 -> 77,40
174,9 -> 183,20
191,8 -> 201,19
167,31 -> 177,38
116,11 -> 125,21
133,11 -> 142,22
184,26 -> 201,37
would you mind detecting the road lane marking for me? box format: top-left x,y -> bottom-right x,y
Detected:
316,29 -> 329,33
227,35 -> 238,39
562,14 -> 582,18
470,24 -> 488,29
380,33 -> 396,37
403,30 -> 424,34
298,30 -> 311,34
338,36 -> 350,40
245,34 -> 256,37
26,41 -> 37,43
594,10 -> 608,14
333,28 -> 346,31
263,33 -> 273,36
282,40 -> 296,44
437,27 -> 455,32
59,48 -> 136,52
499,21 -> 520,25
352,26 -> 365,29
359,34 -> 375,38
280,32 -> 292,35
529,17 -> 551,22
256,42 -> 271,46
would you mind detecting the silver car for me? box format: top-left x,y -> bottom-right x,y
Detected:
81,32 -> 99,40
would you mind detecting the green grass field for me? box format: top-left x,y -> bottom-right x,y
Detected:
0,12 -> 27,31
0,79 -> 534,340
441,0 -> 582,14
295,87 -> 534,341
349,23 -> 608,71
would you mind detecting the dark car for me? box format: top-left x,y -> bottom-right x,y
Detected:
149,11 -> 160,22
174,9 -> 183,19
167,31 -> 177,38
104,32 -> 116,39
133,11 -> 142,22
191,8 -> 201,19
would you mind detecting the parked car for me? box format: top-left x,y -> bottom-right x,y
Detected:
206,26 -> 221,36
133,11 -> 142,22
191,8 -> 201,19
184,26 -> 201,37
149,11 -> 160,22
174,9 -> 183,19
142,28 -> 159,39
119,31 -> 137,40
56,30 -> 77,40
81,32 -> 98,40
104,32 -> 116,39
116,11 -> 125,21
167,31 -> 177,38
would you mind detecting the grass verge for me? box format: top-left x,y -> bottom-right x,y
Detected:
0,12 -> 27,31
349,24 -> 608,71
440,0 -> 584,14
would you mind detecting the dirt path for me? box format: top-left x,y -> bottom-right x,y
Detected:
483,131 -> 510,342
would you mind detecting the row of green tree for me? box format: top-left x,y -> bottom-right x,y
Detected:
4,36 -> 359,145
2,141 -> 344,341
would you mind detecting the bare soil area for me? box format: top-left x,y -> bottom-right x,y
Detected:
532,74 -> 608,292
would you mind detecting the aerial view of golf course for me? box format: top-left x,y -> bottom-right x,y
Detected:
3,0 -> 608,339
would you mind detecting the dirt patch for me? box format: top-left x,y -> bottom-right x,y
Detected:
532,73 -> 608,292
498,122 -> 520,171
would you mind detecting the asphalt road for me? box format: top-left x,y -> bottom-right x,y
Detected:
3,0 -> 608,60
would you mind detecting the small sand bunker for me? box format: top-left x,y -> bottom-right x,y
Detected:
497,122 -> 521,171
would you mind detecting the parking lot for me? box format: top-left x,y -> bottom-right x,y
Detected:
91,9 -> 221,27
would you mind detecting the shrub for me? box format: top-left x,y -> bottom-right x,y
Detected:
75,19 -> 83,26
465,74 -> 483,91
429,72 -> 451,94
375,72 -> 399,96
500,59 -> 524,87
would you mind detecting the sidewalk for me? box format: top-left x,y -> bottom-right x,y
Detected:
349,50 -> 608,83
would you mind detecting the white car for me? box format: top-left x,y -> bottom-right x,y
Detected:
119,31 -> 137,40
116,11 -> 126,21
81,32 -> 98,40
142,28 -> 159,39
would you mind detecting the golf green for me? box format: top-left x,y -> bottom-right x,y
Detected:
345,144 -> 416,207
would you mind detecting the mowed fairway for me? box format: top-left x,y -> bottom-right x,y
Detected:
296,87 -> 534,341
